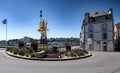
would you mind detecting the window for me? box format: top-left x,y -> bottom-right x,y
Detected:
95,12 -> 98,15
103,16 -> 106,20
88,25 -> 94,32
90,18 -> 92,22
101,24 -> 107,31
90,17 -> 96,22
107,15 -> 112,20
97,40 -> 100,44
102,33 -> 107,40
92,18 -> 96,22
89,34 -> 94,40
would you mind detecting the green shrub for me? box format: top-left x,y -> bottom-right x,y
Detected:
6,48 -> 12,51
18,48 -> 27,56
28,48 -> 34,54
25,53 -> 29,57
65,51 -> 71,57
13,49 -> 18,54
59,49 -> 88,57
8,48 -> 18,54
59,51 -> 64,55
10,49 -> 13,53
59,54 -> 65,58
78,52 -> 84,56
84,50 -> 88,54
71,50 -> 77,57
30,52 -> 36,57
73,49 -> 88,56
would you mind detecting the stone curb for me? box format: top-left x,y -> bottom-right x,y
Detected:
6,51 -> 92,61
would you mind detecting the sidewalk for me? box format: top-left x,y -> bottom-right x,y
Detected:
0,48 -> 6,50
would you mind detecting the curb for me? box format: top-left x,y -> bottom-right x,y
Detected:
6,51 -> 92,61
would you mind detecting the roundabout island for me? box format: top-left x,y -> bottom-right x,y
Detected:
6,47 -> 92,61
5,11 -> 92,61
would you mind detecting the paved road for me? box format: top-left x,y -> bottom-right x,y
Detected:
0,50 -> 120,73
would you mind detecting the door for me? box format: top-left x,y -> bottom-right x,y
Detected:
103,42 -> 107,51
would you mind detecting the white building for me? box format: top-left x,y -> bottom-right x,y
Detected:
80,8 -> 114,51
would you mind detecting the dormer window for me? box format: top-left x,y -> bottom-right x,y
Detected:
103,16 -> 106,20
90,17 -> 92,22
95,12 -> 98,15
90,17 -> 96,22
106,15 -> 112,20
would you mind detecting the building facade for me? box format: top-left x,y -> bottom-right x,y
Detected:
80,8 -> 114,51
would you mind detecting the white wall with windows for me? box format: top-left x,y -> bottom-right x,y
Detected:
80,9 -> 114,51
84,21 -> 114,51
85,22 -> 113,33
84,22 -> 113,40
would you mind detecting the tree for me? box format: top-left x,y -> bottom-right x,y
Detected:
18,41 -> 24,48
31,41 -> 38,52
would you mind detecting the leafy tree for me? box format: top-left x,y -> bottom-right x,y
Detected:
31,41 -> 38,52
18,41 -> 24,48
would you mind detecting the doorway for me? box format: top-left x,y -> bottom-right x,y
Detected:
103,42 -> 107,51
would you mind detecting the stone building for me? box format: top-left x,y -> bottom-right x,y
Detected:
80,8 -> 114,51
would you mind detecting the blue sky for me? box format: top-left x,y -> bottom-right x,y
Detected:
0,0 -> 120,40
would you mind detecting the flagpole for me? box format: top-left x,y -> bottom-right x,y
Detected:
6,20 -> 8,50
2,19 -> 7,50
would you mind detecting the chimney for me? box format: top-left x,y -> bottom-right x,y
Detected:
108,8 -> 113,14
85,12 -> 89,24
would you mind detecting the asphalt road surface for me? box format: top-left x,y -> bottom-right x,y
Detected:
0,50 -> 120,73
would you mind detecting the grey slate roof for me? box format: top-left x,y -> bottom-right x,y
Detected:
90,11 -> 108,17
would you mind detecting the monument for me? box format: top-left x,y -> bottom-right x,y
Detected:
38,10 -> 48,52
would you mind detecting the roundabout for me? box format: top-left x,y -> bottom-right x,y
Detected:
4,11 -> 91,61
6,46 -> 92,61
6,50 -> 92,61
1,49 -> 120,73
